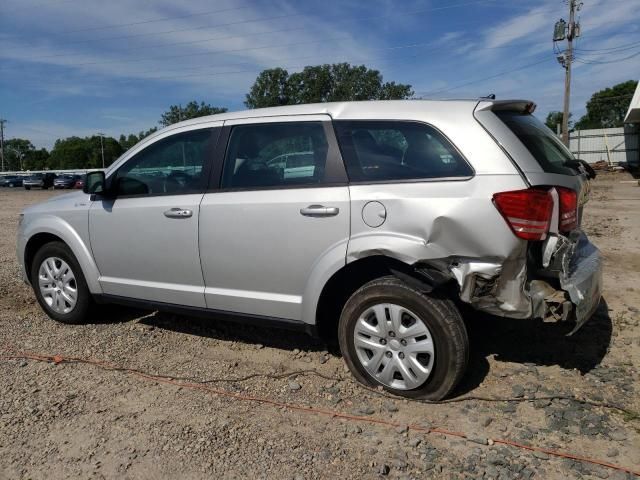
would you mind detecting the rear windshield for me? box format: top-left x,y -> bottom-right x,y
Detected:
495,111 -> 576,175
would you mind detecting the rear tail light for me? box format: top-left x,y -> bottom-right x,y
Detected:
557,187 -> 578,232
492,189 -> 553,241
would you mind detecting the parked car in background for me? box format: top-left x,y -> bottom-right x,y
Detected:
23,173 -> 56,190
16,100 -> 602,400
73,177 -> 85,189
53,174 -> 81,189
0,175 -> 24,187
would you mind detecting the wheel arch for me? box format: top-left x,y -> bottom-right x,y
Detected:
22,219 -> 102,294
313,255 -> 455,343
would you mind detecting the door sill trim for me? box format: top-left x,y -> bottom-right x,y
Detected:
93,294 -> 317,336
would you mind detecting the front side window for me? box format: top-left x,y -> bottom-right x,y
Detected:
113,129 -> 213,196
334,121 -> 473,182
221,122 -> 328,189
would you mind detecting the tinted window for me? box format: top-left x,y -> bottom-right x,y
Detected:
494,112 -> 576,175
114,129 -> 212,196
334,121 -> 472,182
221,122 -> 328,189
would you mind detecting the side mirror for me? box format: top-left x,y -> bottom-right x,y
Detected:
83,171 -> 106,194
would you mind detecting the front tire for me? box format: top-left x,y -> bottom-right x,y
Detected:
30,242 -> 93,324
338,276 -> 468,400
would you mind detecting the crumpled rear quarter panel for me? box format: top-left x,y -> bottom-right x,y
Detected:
347,174 -> 535,317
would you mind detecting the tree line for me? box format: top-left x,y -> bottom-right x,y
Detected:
2,101 -> 230,171
545,80 -> 637,132
3,63 -> 412,171
2,63 -> 635,171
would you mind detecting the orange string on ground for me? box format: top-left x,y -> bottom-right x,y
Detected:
2,351 -> 638,477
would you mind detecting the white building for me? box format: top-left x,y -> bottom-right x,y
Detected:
624,80 -> 640,124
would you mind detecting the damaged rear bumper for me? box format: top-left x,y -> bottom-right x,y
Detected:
558,233 -> 603,334
449,232 -> 602,334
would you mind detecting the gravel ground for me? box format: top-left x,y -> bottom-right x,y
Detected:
0,174 -> 639,479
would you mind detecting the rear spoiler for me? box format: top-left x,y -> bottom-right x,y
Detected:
474,99 -> 537,114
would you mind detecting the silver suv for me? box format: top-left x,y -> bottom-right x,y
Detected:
16,100 -> 602,400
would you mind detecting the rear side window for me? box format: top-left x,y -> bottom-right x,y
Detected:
494,112 -> 576,175
334,121 -> 472,182
221,122 -> 328,189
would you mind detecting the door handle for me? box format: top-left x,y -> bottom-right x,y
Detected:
299,205 -> 339,217
164,208 -> 193,218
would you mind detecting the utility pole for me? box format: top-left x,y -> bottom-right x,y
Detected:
98,132 -> 105,168
0,119 -> 6,172
554,1 -> 582,146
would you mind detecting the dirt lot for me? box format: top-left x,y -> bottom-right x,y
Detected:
0,174 -> 639,479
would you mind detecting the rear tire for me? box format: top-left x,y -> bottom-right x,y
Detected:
30,241 -> 94,324
338,276 -> 468,400
23,186 -> 29,190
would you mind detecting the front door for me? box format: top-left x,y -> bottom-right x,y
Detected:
89,127 -> 219,307
199,116 -> 350,321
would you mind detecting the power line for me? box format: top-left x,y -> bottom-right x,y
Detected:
64,23 -> 636,76
574,49 -> 640,64
30,31 -> 542,71
12,0 -> 555,54
11,39 -> 553,88
414,54 -> 553,98
58,35 -> 353,68
8,7 -> 564,69
25,24 -> 335,61
64,4 -> 252,34
574,39 -> 640,53
139,37 -> 541,79
1,0 -> 78,14
141,43 -> 524,83
579,94 -> 635,103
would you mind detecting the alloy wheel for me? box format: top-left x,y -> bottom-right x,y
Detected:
38,257 -> 77,314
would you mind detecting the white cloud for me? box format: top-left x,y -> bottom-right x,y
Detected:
0,0 -> 378,97
2,0 -> 639,148
482,5 -> 552,49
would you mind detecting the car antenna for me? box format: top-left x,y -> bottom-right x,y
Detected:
480,94 -> 496,99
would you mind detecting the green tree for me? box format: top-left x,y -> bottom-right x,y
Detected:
4,138 -> 35,171
49,136 -> 123,169
244,67 -> 292,109
118,127 -> 158,151
544,111 -> 572,132
574,80 -> 638,129
159,101 -> 227,127
49,137 -> 89,169
245,63 -> 413,109
23,148 -> 49,171
88,135 -> 123,168
139,127 -> 158,140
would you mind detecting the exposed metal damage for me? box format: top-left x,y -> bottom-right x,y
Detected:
444,231 -> 602,334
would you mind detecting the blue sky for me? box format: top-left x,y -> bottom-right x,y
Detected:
1,0 -> 639,149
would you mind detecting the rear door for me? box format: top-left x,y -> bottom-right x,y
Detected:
199,115 -> 350,321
